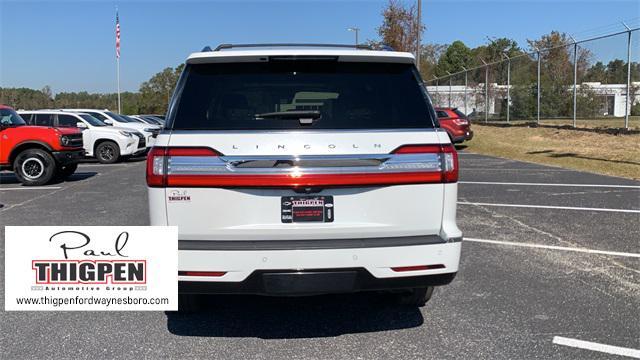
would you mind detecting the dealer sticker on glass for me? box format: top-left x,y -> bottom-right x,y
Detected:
4,226 -> 178,311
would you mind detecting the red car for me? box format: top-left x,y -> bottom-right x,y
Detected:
0,105 -> 84,186
435,107 -> 474,144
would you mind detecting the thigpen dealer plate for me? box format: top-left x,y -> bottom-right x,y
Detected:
281,196 -> 334,223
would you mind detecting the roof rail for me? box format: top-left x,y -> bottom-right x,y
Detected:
208,43 -> 374,52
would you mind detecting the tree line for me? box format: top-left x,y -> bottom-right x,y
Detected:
373,1 -> 639,118
1,0 -> 637,118
0,64 -> 184,115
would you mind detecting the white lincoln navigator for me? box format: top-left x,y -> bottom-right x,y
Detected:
148,44 -> 462,310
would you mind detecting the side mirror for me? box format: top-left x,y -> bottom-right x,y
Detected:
103,119 -> 114,125
76,122 -> 88,129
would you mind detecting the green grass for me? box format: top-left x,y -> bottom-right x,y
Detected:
463,124 -> 640,179
475,116 -> 640,130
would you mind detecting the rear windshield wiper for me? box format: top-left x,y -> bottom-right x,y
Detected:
254,110 -> 321,125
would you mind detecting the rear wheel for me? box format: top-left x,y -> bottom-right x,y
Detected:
95,141 -> 120,164
56,163 -> 78,180
13,148 -> 56,186
394,286 -> 434,307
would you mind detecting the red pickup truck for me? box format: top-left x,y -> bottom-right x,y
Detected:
0,105 -> 84,186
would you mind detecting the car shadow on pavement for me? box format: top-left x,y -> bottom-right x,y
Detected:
0,171 -> 97,185
125,155 -> 148,162
165,293 -> 424,339
527,149 -> 640,166
53,172 -> 98,183
78,155 -> 147,164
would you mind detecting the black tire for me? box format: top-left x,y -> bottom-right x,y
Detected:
178,294 -> 203,313
394,286 -> 434,307
13,148 -> 56,186
56,163 -> 78,180
95,141 -> 120,164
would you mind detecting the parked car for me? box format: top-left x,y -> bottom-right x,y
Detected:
435,107 -> 474,143
148,44 -> 462,311
0,105 -> 84,185
19,111 -> 147,164
145,115 -> 166,125
60,109 -> 159,147
133,115 -> 165,126
120,115 -> 161,138
128,115 -> 150,124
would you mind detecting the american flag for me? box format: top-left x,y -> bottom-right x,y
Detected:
115,10 -> 121,59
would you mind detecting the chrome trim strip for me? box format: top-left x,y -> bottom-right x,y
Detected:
166,153 -> 443,175
166,128 -> 438,135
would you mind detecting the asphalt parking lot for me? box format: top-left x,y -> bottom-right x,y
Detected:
1,153 -> 638,359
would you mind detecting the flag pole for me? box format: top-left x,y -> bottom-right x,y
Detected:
116,6 -> 122,113
117,55 -> 121,114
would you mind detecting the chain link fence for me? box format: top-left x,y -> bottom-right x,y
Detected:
425,27 -> 639,129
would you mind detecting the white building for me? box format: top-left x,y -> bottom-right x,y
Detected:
426,82 -> 640,117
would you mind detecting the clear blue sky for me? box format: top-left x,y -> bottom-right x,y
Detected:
1,0 -> 638,93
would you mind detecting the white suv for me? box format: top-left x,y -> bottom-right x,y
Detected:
61,109 -> 159,147
148,44 -> 462,309
19,111 -> 146,163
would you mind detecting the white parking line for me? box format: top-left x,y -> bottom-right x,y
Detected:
464,238 -> 640,258
461,168 -> 572,172
0,187 -> 62,191
460,181 -> 640,189
552,336 -> 640,358
458,201 -> 640,214
78,163 -> 130,167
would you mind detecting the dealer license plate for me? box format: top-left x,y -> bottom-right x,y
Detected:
281,196 -> 334,223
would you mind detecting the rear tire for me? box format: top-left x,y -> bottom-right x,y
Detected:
394,286 -> 434,307
95,141 -> 120,164
56,163 -> 78,180
13,148 -> 56,186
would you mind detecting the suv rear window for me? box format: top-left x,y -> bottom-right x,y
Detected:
170,61 -> 435,130
453,109 -> 467,119
436,110 -> 449,118
58,114 -> 79,127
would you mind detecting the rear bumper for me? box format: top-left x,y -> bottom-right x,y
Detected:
451,129 -> 473,143
180,268 -> 457,295
52,149 -> 85,165
178,238 -> 461,295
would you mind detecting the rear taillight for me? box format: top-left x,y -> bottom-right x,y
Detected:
147,144 -> 458,188
391,144 -> 458,183
146,147 -> 164,187
178,271 -> 226,277
146,147 -> 222,186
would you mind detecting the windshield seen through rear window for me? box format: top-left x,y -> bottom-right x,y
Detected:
80,114 -> 107,126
